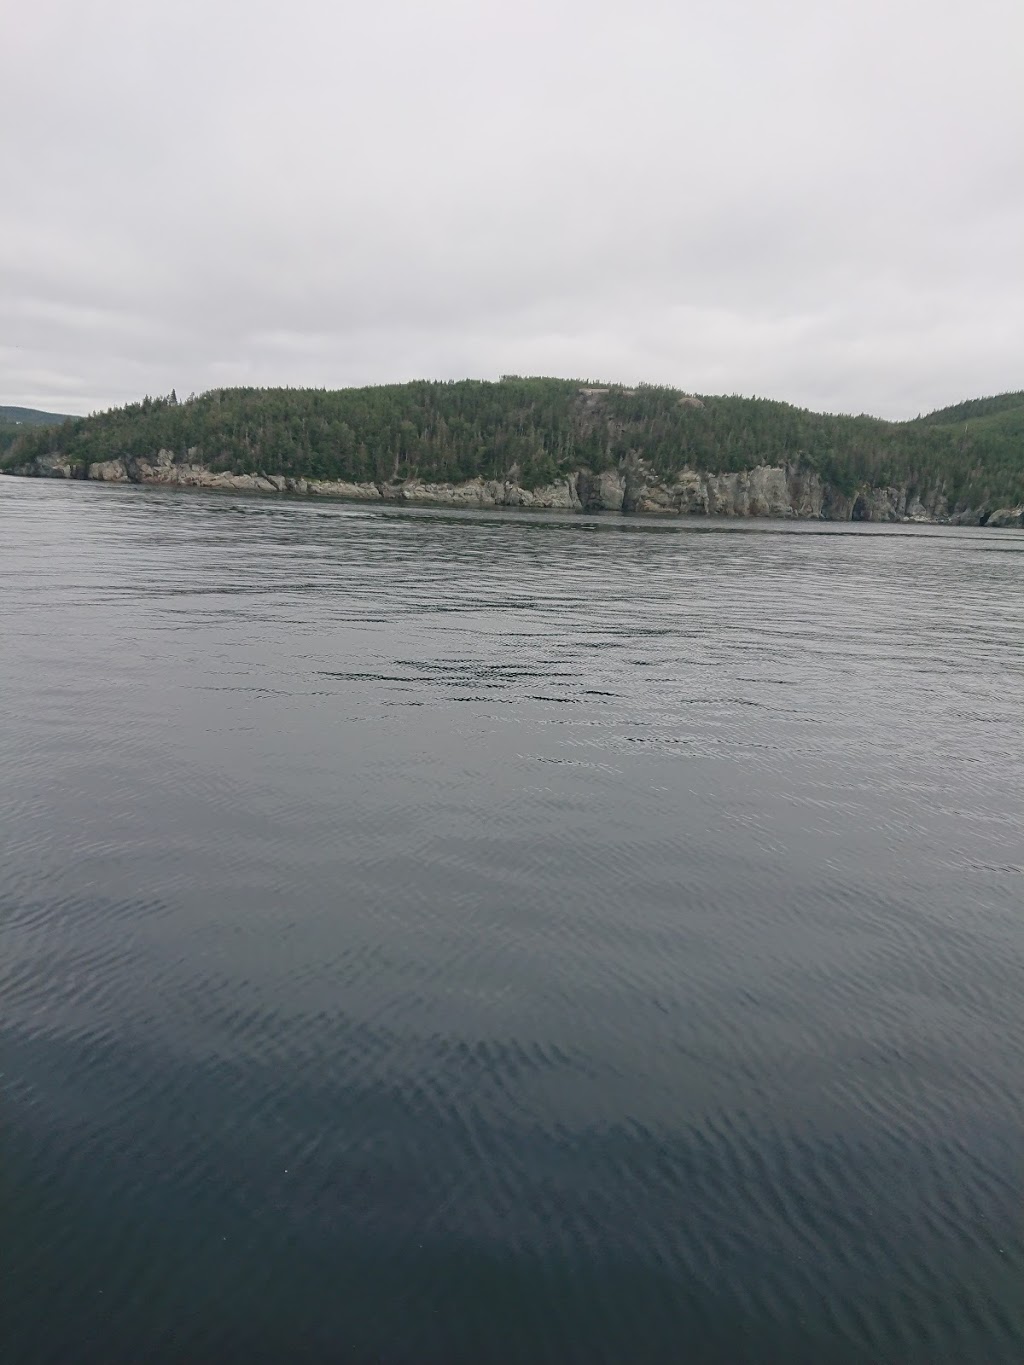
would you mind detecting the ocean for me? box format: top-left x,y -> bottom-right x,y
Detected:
3,478 -> 1022,1364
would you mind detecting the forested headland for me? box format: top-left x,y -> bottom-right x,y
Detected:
3,378 -> 1022,518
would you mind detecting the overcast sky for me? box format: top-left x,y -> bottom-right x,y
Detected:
3,0 -> 1022,419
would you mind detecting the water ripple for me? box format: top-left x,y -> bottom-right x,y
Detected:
2,479 -> 1023,1364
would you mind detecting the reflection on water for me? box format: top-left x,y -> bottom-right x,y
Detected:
2,479 -> 1023,1364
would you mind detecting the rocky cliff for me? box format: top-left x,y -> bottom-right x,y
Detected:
7,447 -> 1024,526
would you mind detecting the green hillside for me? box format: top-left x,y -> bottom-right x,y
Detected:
0,405 -> 72,457
911,392 -> 1024,426
0,405 -> 73,425
3,379 -> 1022,511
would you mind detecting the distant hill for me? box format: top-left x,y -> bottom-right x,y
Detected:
2,379 -> 1021,517
911,393 -> 1024,426
0,405 -> 72,426
0,405 -> 73,457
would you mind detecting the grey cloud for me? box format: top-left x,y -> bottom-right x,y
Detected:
3,0 -> 1022,417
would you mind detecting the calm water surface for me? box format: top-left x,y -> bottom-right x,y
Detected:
3,479 -> 1023,1364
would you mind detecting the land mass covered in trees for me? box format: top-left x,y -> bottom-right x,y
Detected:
0,405 -> 73,454
3,379 -> 1022,522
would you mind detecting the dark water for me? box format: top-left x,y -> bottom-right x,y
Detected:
3,479 -> 1023,1365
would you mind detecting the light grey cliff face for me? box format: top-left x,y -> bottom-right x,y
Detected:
22,452 -> 77,479
847,486 -> 949,523
79,454 -> 587,511
579,461 -> 831,518
89,458 -> 129,481
6,449 -> 1010,526
91,450 -> 286,492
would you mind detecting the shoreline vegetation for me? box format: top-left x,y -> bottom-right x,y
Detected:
2,378 -> 1022,525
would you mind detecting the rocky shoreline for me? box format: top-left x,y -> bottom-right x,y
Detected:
6,449 -> 1023,527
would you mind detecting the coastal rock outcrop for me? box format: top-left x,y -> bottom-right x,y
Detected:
307,478 -> 381,499
89,458 -> 128,481
576,462 -> 825,518
578,469 -> 626,511
373,474 -> 583,510
845,484 -> 950,523
6,447 -> 1018,527
29,452 -> 77,478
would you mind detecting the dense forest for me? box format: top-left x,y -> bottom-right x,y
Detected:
3,378 -> 1022,511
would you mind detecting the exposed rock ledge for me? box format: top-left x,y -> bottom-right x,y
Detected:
8,448 -> 1023,526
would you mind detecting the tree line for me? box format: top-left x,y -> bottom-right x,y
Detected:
3,377 -> 1022,510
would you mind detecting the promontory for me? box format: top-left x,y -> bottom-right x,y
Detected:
3,378 -> 1022,525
